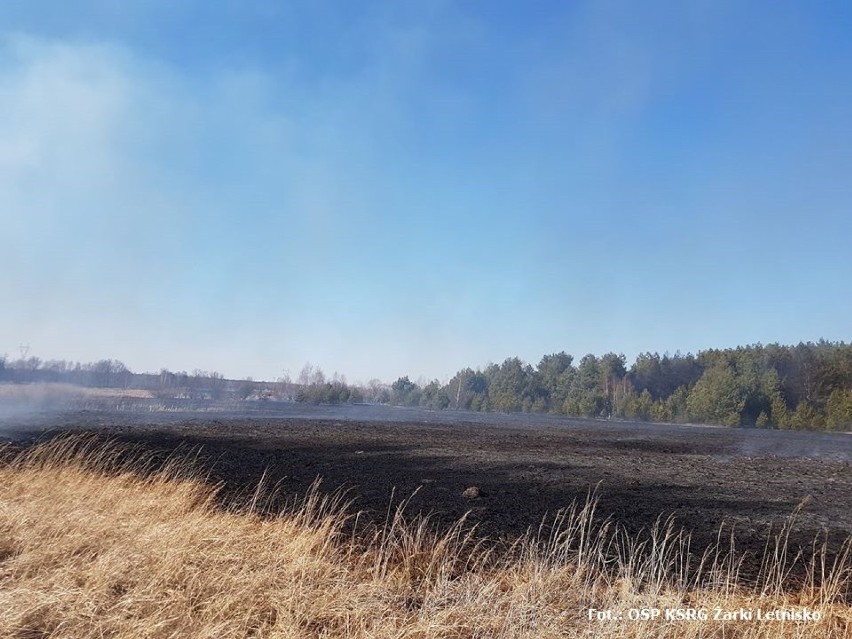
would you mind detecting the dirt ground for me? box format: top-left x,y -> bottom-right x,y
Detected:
4,405 -> 851,578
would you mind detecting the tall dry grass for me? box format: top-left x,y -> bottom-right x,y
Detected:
0,435 -> 849,638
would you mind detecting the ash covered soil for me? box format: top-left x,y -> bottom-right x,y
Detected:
4,404 -> 852,571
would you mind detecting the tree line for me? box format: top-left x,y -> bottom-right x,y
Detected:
0,357 -> 134,389
3,341 -> 850,430
0,357 -> 242,400
382,341 -> 852,431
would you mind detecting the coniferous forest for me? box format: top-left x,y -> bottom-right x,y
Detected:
383,341 -> 852,431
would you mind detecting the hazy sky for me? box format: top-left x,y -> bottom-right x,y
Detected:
2,1 -> 851,383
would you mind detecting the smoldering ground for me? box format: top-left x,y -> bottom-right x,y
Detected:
0,383 -> 91,440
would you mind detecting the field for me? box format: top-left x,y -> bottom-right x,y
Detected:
12,405 -> 850,563
1,405 -> 851,637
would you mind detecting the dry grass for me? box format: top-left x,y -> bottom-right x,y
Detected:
0,383 -> 154,401
0,436 -> 849,638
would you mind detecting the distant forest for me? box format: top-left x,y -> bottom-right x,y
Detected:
1,341 -> 851,431
379,342 -> 852,432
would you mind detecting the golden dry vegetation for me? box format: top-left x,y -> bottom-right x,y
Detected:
0,436 -> 849,638
0,383 -> 154,402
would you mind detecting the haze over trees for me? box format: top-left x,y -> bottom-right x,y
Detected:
380,341 -> 852,432
2,341 -> 851,431
294,364 -> 364,405
0,358 -> 239,402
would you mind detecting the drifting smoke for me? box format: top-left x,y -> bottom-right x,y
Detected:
0,383 -> 90,439
732,427 -> 852,463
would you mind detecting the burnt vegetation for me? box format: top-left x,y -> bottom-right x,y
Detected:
2,435 -> 849,638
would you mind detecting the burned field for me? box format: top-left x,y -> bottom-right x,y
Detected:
8,407 -> 852,575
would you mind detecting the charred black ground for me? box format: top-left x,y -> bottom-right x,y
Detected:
4,406 -> 851,580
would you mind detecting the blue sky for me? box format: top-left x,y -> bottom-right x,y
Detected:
2,1 -> 851,383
